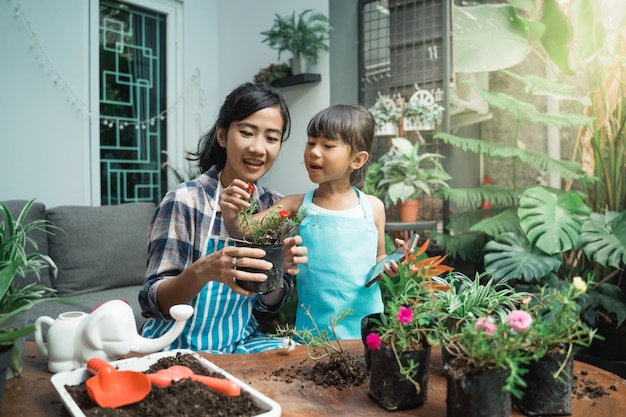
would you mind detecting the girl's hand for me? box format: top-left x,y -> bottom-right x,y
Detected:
382,237 -> 404,278
283,235 -> 308,276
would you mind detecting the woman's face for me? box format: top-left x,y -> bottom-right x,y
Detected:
218,106 -> 284,185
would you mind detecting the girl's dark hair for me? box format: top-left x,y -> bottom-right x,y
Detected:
190,82 -> 291,172
307,104 -> 375,189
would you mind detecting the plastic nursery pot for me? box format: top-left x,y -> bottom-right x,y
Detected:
368,343 -> 431,411
513,351 -> 573,416
444,363 -> 511,417
360,313 -> 381,371
235,242 -> 284,294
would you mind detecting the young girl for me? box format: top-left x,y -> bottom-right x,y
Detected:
222,104 -> 397,339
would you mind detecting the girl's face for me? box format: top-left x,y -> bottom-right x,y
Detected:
217,106 -> 284,185
304,136 -> 355,185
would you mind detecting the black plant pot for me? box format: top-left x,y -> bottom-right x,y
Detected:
235,242 -> 284,294
360,312 -> 381,371
0,344 -> 13,411
514,351 -> 573,416
444,364 -> 511,417
368,344 -> 431,411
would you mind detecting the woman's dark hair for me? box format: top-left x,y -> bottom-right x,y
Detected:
190,82 -> 291,173
307,104 -> 375,189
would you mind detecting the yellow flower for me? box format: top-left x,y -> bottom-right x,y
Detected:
573,276 -> 587,293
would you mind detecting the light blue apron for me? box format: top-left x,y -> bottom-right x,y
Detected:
295,188 -> 384,339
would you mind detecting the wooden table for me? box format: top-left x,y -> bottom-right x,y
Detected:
4,341 -> 626,416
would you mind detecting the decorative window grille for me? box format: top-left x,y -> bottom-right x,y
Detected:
99,1 -> 167,205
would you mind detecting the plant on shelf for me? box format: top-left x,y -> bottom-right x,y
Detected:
376,137 -> 451,208
253,62 -> 291,85
260,9 -> 332,74
401,89 -> 445,132
0,199 -> 68,376
369,95 -> 402,135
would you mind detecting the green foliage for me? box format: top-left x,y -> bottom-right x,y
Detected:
272,306 -> 349,361
260,9 -> 332,61
377,137 -> 451,206
0,199 -> 75,375
253,63 -> 291,85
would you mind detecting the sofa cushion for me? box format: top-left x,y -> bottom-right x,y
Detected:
47,202 -> 155,297
1,199 -> 53,290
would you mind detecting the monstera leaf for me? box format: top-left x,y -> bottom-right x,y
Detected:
518,186 -> 590,255
579,210 -> 626,270
484,232 -> 561,282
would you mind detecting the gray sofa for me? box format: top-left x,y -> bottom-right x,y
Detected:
2,200 -> 156,337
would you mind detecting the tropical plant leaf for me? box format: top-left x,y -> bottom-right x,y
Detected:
484,232 -> 562,282
579,211 -> 626,269
441,185 -> 518,209
518,186 -> 590,254
470,208 -> 523,237
453,4 -> 531,73
467,81 -> 595,128
501,69 -> 591,105
435,133 -> 587,181
430,231 -> 488,264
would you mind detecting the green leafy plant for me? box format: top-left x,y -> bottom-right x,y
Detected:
377,137 -> 451,206
260,9 -> 332,61
401,93 -> 444,128
253,63 -> 291,85
442,311 -> 534,399
365,239 -> 453,388
0,199 -> 70,374
237,183 -> 303,245
433,271 -> 529,333
482,186 -> 626,326
369,95 -> 402,127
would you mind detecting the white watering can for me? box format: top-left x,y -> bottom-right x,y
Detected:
34,299 -> 194,373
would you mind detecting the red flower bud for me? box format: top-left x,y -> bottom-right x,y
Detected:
279,209 -> 290,218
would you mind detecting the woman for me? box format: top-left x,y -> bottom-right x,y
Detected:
139,82 -> 307,353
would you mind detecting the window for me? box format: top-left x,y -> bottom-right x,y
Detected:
99,0 -> 167,205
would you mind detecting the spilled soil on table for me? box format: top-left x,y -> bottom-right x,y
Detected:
269,349 -> 367,390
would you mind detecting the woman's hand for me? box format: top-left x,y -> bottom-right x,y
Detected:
283,235 -> 308,276
220,179 -> 253,238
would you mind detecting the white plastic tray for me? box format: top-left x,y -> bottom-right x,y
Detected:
50,349 -> 281,417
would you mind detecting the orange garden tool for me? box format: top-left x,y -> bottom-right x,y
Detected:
86,358 -> 151,408
147,365 -> 241,396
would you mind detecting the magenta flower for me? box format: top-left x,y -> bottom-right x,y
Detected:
509,310 -> 532,332
366,333 -> 381,350
397,306 -> 413,324
475,316 -> 497,335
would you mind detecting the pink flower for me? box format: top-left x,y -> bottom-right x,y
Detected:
366,333 -> 381,350
397,306 -> 413,324
475,316 -> 496,335
508,310 -> 532,332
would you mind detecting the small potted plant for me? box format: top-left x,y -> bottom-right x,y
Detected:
260,9 -> 332,75
235,184 -> 303,293
401,89 -> 445,132
363,239 -> 453,411
253,63 -> 292,86
0,199 -> 69,408
369,95 -> 402,136
377,137 -> 451,221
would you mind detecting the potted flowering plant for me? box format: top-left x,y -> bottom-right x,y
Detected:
363,239 -> 452,411
234,183 -> 303,293
441,311 -> 534,417
512,279 -> 597,416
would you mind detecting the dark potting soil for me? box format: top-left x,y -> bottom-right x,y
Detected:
64,353 -> 263,417
573,369 -> 617,400
269,350 -> 367,390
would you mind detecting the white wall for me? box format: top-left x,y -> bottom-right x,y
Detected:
0,0 -> 329,207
